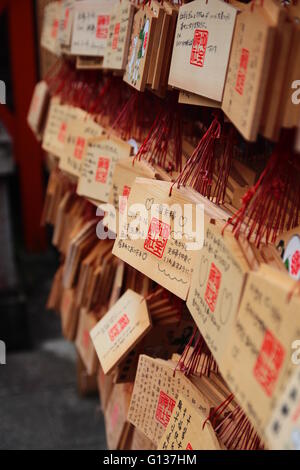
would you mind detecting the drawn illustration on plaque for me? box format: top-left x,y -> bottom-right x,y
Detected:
127,15 -> 149,86
278,235 -> 300,281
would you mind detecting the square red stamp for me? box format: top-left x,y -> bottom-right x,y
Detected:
155,391 -> 176,428
74,137 -> 86,160
144,217 -> 170,259
95,157 -> 110,184
108,313 -> 130,342
190,29 -> 208,67
96,15 -> 110,40
235,48 -> 249,96
253,330 -> 285,397
204,262 -> 222,312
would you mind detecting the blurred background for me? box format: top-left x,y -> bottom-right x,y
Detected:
0,0 -> 106,450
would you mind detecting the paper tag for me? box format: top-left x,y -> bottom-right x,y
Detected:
41,1 -> 61,56
103,0 -> 135,71
90,289 -> 152,375
158,394 -> 221,450
71,0 -> 118,57
222,265 -> 300,440
187,224 -> 249,369
27,80 -> 50,138
123,7 -> 156,92
77,135 -> 132,203
127,355 -> 211,446
222,6 -> 275,141
168,0 -> 237,102
265,367 -> 300,450
59,113 -> 103,177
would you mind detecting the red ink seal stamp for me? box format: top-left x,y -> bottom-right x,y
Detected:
112,22 -> 120,50
190,29 -> 208,67
155,391 -> 176,428
58,122 -> 67,143
95,157 -> 110,183
108,313 -> 130,342
51,19 -> 59,39
235,48 -> 249,96
119,185 -> 131,215
253,330 -> 285,397
204,262 -> 222,312
144,217 -> 170,259
96,15 -> 110,40
74,137 -> 86,160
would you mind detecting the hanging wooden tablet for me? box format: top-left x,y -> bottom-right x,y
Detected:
70,0 -> 119,57
76,352 -> 98,397
159,1 -> 178,90
158,394 -> 221,450
108,158 -> 157,235
104,383 -> 133,450
147,1 -> 165,87
265,367 -> 300,450
59,113 -> 103,177
123,6 -> 157,92
27,81 -> 50,139
103,0 -> 135,71
98,365 -> 115,411
90,289 -> 152,375
151,3 -> 171,91
60,288 -> 79,341
168,0 -> 237,102
222,264 -> 300,441
113,177 -> 229,300
41,1 -> 61,56
77,135 -> 132,203
127,355 -> 212,446
58,0 -> 74,53
281,6 -> 300,130
186,223 -> 250,370
75,308 -> 98,376
42,99 -> 79,160
259,2 -> 292,141
46,265 -> 64,313
222,5 -> 276,141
